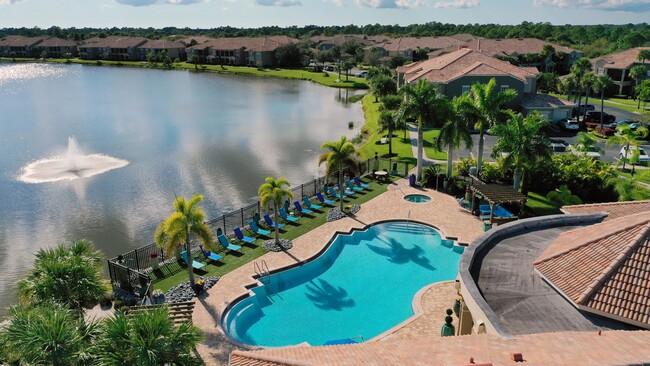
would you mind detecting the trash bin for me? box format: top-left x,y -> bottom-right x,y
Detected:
482,220 -> 492,231
409,174 -> 416,187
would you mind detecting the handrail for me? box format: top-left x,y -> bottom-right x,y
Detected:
141,281 -> 153,306
254,260 -> 270,280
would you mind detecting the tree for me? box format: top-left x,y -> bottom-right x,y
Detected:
573,131 -> 603,154
638,79 -> 650,110
537,72 -> 559,93
93,307 -> 202,365
258,177 -> 293,245
607,124 -> 650,172
275,43 -> 302,68
457,78 -> 517,173
540,44 -> 555,72
592,75 -> 613,129
630,65 -> 647,109
436,95 -> 473,178
490,112 -> 551,191
190,54 -> 200,70
342,60 -> 356,81
570,58 -> 594,124
366,66 -> 391,81
581,72 -> 595,112
318,136 -> 358,211
17,240 -> 106,310
399,80 -> 449,180
606,177 -> 637,202
638,49 -> 650,66
0,302 -> 98,365
378,110 -> 400,156
380,94 -> 402,111
369,75 -> 396,102
154,194 -> 213,288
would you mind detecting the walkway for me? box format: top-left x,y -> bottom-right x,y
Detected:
406,124 -> 446,167
191,177 -> 484,365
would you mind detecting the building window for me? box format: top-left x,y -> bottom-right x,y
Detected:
500,85 -> 510,92
597,68 -> 605,75
461,85 -> 470,93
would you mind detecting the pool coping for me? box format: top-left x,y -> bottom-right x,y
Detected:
219,219 -> 459,349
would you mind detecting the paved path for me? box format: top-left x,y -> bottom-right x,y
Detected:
406,124 -> 447,168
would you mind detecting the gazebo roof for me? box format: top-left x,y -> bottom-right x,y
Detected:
470,183 -> 527,205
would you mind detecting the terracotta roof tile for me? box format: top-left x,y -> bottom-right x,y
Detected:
428,37 -> 578,59
374,36 -> 465,53
188,37 -> 296,52
80,36 -> 147,49
38,37 -> 76,47
0,35 -> 45,47
561,200 -> 650,221
139,39 -> 184,49
591,47 -> 650,70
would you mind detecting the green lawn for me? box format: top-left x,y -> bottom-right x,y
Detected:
422,129 -> 447,161
525,191 -> 562,216
153,177 -> 392,292
549,93 -> 649,114
617,169 -> 650,185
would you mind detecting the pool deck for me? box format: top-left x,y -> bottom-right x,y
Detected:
191,177 -> 484,365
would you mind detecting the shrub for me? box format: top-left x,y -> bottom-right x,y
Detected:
478,163 -> 501,183
379,94 -> 402,111
547,185 -> 583,207
454,157 -> 477,177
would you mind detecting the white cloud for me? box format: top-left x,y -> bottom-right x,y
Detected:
0,0 -> 23,4
115,0 -> 207,6
255,0 -> 302,6
433,0 -> 479,8
325,0 -> 344,6
534,0 -> 650,11
357,0 -> 426,8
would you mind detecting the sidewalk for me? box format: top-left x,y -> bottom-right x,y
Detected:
406,124 -> 447,167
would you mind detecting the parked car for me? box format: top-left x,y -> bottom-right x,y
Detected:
620,146 -> 650,164
550,142 -> 567,153
568,144 -> 601,160
572,104 -> 595,116
584,111 -> 615,124
559,118 -> 579,131
609,119 -> 639,131
323,65 -> 335,72
355,71 -> 368,78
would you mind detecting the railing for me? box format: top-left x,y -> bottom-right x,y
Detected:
107,158 -> 411,295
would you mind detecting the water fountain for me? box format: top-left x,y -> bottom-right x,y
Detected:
18,137 -> 129,183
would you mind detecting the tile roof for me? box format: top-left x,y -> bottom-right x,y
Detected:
428,37 -> 578,59
0,35 -> 45,47
372,36 -> 465,53
37,37 -> 77,47
522,94 -> 575,109
229,331 -> 650,365
80,36 -> 147,49
535,212 -> 650,328
397,48 -> 538,84
591,47 -> 650,70
139,39 -> 185,49
562,199 -> 650,221
174,35 -> 216,46
188,37 -> 295,52
309,34 -> 377,47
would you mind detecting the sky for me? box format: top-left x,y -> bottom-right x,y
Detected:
0,0 -> 649,29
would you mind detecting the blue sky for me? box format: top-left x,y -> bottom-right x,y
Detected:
0,0 -> 649,29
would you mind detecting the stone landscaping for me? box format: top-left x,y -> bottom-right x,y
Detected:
165,276 -> 220,303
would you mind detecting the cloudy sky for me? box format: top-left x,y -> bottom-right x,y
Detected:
0,0 -> 648,28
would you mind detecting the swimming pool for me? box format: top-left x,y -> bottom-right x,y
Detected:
404,194 -> 431,203
223,221 -> 463,347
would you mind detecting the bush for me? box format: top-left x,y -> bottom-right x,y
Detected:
113,299 -> 123,310
447,176 -> 468,196
479,163 -> 501,183
547,185 -> 582,207
380,94 -> 402,111
454,157 -> 477,177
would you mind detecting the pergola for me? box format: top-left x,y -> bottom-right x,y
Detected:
469,183 -> 528,223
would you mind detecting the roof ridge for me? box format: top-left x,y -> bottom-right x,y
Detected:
231,350 -> 319,366
562,199 -> 650,210
576,223 -> 650,304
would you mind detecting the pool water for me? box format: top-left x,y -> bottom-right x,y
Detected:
404,194 -> 432,203
224,221 -> 463,347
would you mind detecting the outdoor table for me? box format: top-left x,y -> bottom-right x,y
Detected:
374,170 -> 388,181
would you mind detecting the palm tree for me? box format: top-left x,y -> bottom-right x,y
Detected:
457,78 -> 517,173
592,75 -> 613,130
490,112 -> 551,191
154,194 -> 213,288
94,307 -> 202,365
370,76 -> 396,102
582,72 -> 595,111
399,79 -> 449,180
0,301 -> 98,365
318,136 -> 358,211
629,65 -> 647,109
378,110 -> 400,157
258,177 -> 293,245
573,131 -> 603,154
606,176 -> 637,202
570,58 -> 594,124
607,124 -> 650,172
436,95 -> 474,178
637,49 -> 650,67
17,239 -> 106,310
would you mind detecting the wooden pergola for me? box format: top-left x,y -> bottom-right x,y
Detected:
469,183 -> 528,223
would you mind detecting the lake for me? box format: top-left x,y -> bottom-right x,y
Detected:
0,63 -> 364,316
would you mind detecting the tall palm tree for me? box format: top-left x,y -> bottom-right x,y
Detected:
370,76 -> 396,102
399,79 -> 449,180
318,136 -> 358,211
378,110 -> 400,157
490,113 -> 551,191
570,58 -> 594,124
592,74 -> 613,130
582,72 -> 595,110
629,65 -> 647,109
607,124 -> 650,172
258,177 -> 293,245
94,307 -> 202,365
154,194 -> 213,288
573,131 -> 603,154
17,239 -> 106,310
637,49 -> 650,67
436,95 -> 474,178
457,78 -> 517,173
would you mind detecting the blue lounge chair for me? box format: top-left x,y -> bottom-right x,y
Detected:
294,200 -> 313,215
217,234 -> 241,252
303,196 -> 322,210
181,250 -> 205,269
248,220 -> 271,237
279,207 -> 299,223
316,192 -> 335,206
338,184 -> 355,196
199,244 -> 223,262
263,213 -> 285,230
328,186 -> 346,199
354,176 -> 370,189
346,178 -> 364,191
234,227 -> 255,244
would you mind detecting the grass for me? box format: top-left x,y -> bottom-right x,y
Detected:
617,169 -> 650,185
525,191 -> 562,216
0,57 -> 369,89
549,92 -> 649,114
422,129 -> 447,161
153,176 -> 393,292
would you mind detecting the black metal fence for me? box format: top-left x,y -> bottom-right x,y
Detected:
107,157 -> 411,294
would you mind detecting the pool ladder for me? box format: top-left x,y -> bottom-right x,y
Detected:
254,260 -> 271,284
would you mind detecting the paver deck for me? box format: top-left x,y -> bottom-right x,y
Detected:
191,177 -> 484,365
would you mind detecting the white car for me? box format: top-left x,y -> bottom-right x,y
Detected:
620,146 -> 650,164
568,144 -> 601,160
355,71 -> 368,78
559,118 -> 579,131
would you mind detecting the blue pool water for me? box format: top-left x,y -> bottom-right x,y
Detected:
224,221 -> 463,347
404,194 -> 431,203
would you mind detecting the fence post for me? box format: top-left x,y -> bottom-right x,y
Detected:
241,208 -> 244,227
223,215 -> 226,232
133,250 -> 140,271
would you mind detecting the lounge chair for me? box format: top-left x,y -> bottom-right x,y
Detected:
248,220 -> 271,237
217,234 -> 241,252
263,213 -> 285,230
294,200 -> 313,215
328,186 -> 346,199
354,176 -> 370,189
279,207 -> 299,223
316,192 -> 335,206
199,244 -> 223,262
234,227 -> 255,244
338,184 -> 356,196
346,178 -> 364,191
181,250 -> 205,269
303,196 -> 322,210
